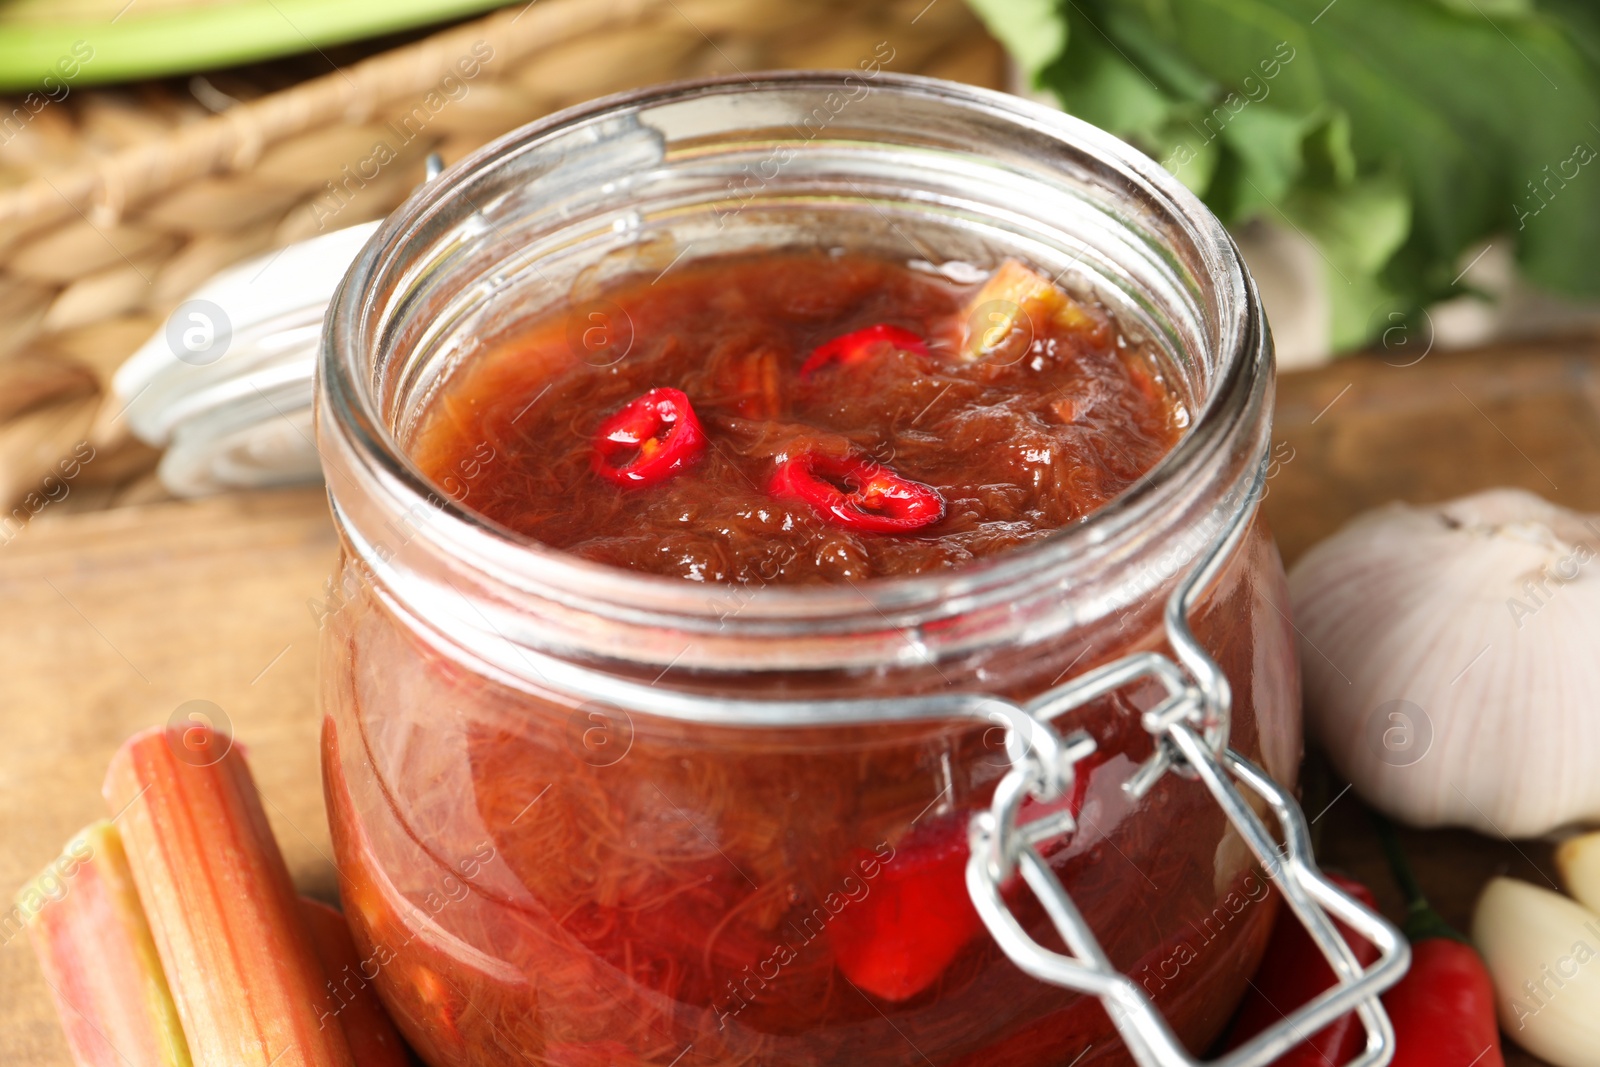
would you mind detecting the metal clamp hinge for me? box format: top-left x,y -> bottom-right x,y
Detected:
963,457 -> 1410,1067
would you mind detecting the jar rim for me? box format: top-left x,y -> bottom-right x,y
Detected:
318,70 -> 1269,652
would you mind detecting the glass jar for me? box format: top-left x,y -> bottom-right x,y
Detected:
316,72 -> 1297,1067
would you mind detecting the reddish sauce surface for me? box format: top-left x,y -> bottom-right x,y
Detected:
413,252 -> 1187,583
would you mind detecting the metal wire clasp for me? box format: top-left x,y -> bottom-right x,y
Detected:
965,457 -> 1411,1067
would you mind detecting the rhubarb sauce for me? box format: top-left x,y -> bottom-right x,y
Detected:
411,252 -> 1187,583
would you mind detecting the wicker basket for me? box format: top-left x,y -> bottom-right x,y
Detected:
0,0 -> 1003,515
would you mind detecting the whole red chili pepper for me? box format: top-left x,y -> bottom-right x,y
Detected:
1223,871 -> 1382,1064
1371,812 -> 1504,1067
799,323 -> 929,377
591,387 -> 706,487
769,451 -> 944,533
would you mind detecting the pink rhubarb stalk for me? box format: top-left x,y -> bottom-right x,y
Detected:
17,821 -> 192,1067
103,726 -> 355,1067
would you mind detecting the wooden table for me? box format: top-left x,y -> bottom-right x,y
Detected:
5,338 -> 1598,1065
0,488 -> 340,1064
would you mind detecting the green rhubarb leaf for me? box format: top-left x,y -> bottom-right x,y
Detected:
965,0 -> 1069,84
1298,109 -> 1358,189
1151,110 -> 1224,195
1539,0 -> 1600,71
1431,0 -> 1534,18
981,0 -> 1600,351
1039,28 -> 1175,141
1095,3 -> 1221,103
1216,103 -> 1321,214
1296,0 -> 1600,298
1282,174 -> 1413,349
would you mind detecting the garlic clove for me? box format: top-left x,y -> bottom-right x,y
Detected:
1472,877 -> 1600,1067
1557,831 -> 1600,915
1290,488 -> 1600,837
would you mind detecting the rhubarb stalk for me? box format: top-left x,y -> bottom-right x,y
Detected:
16,822 -> 192,1067
299,899 -> 410,1067
103,726 -> 355,1067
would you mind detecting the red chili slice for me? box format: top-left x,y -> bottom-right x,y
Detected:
829,750 -> 1105,1003
828,817 -> 982,1002
591,387 -> 706,487
799,324 -> 929,377
770,452 -> 944,533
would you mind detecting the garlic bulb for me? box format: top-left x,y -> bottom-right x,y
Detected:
1473,877 -> 1600,1066
1290,488 -> 1600,837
